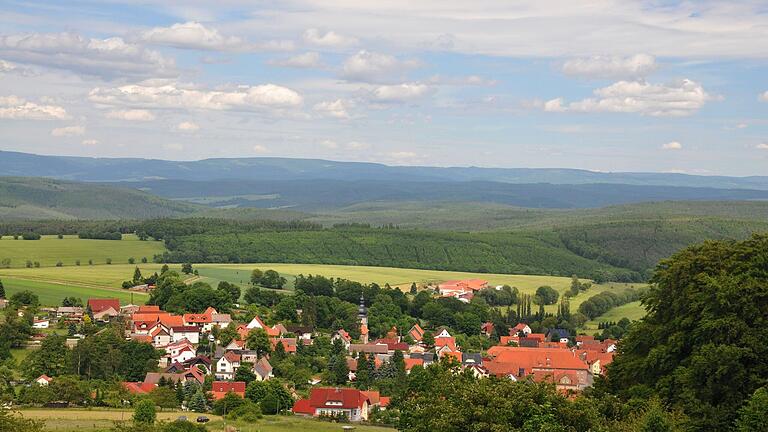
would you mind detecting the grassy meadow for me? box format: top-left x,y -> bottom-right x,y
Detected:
15,409 -> 394,432
0,234 -> 165,268
583,300 -> 647,331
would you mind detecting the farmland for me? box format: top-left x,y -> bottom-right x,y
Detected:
0,234 -> 166,268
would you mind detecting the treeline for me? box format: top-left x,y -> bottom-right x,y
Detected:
577,288 -> 645,319
78,230 -> 123,240
155,227 -> 641,282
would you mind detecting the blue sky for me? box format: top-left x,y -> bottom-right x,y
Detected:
1,0 -> 767,175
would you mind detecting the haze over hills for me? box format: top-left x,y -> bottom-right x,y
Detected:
3,150 -> 768,190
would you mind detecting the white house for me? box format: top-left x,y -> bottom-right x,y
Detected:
32,319 -> 49,329
35,375 -> 52,386
215,352 -> 241,380
171,326 -> 200,344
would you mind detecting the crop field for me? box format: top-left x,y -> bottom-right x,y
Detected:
0,234 -> 166,268
15,409 -> 394,432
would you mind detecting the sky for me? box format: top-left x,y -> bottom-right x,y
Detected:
1,1 -> 767,175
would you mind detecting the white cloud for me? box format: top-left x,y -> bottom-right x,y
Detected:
313,99 -> 352,119
427,74 -> 496,86
253,144 -> 268,153
177,121 -> 200,132
341,50 -> 420,83
562,54 -> 657,79
0,95 -> 68,120
370,83 -> 433,103
0,32 -> 175,79
268,52 -> 321,68
141,21 -> 291,52
346,141 -> 370,150
89,80 -> 303,112
320,139 -> 339,149
661,141 -> 683,150
163,143 -> 183,151
105,109 -> 156,121
0,59 -> 34,76
542,79 -> 712,117
760,91 -> 768,102
51,125 -> 85,136
81,139 -> 99,146
757,143 -> 768,150
388,151 -> 418,159
303,28 -> 357,48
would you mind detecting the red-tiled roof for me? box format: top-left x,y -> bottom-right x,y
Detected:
292,398 -> 313,415
122,381 -> 156,394
484,347 -> 588,377
211,381 -> 246,394
404,358 -> 423,370
308,387 -> 370,410
223,352 -> 241,363
183,313 -> 211,323
88,298 -> 120,314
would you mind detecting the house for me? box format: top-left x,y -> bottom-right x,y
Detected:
32,318 -> 49,329
511,323 -> 532,336
216,352 -> 241,380
35,375 -> 52,386
546,328 -> 571,344
404,357 -> 424,373
210,381 -> 246,400
483,347 -> 593,391
88,298 -> 121,321
56,306 -> 84,320
150,325 -> 172,347
349,344 -> 389,355
462,352 -> 483,367
271,338 -> 298,354
123,381 -> 156,395
407,323 -> 425,342
292,387 -> 371,421
183,356 -> 212,374
332,329 -> 352,349
171,326 -> 200,344
211,313 -> 232,329
253,357 -> 273,381
246,315 -> 268,330
437,279 -> 488,297
286,325 -> 314,341
481,322 -> 494,336
183,313 -> 212,332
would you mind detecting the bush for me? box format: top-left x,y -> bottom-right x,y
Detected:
22,232 -> 41,240
534,285 -> 559,305
133,399 -> 157,424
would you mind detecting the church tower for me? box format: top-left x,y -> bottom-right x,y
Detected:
358,293 -> 369,344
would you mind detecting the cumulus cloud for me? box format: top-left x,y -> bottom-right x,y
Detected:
341,50 -> 420,83
757,143 -> 768,150
0,59 -> 34,76
661,141 -> 683,150
562,54 -> 657,79
105,109 -> 156,121
141,21 -> 291,52
51,125 -> 85,136
542,79 -> 712,117
369,83 -> 433,103
268,52 -> 321,68
177,121 -> 200,131
88,80 -> 303,112
303,28 -> 357,48
0,32 -> 175,79
313,99 -> 352,119
0,95 -> 68,120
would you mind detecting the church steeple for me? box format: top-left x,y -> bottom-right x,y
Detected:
358,293 -> 368,344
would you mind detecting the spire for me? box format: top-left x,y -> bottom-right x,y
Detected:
358,293 -> 367,317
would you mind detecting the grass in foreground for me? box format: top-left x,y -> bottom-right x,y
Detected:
0,234 -> 166,268
16,409 -> 393,432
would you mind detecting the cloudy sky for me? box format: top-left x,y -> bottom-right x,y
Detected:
1,0 -> 768,175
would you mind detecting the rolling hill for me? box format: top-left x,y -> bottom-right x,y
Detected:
2,150 -> 768,189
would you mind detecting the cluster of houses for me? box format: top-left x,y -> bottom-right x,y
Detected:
27,278 -> 617,421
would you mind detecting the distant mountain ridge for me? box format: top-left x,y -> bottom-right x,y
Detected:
2,150 -> 768,190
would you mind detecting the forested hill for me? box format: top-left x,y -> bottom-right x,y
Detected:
0,177 -> 199,220
2,150 -> 768,189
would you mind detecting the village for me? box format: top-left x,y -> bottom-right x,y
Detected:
10,276 -> 618,424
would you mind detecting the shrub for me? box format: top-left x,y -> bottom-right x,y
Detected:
133,399 -> 157,424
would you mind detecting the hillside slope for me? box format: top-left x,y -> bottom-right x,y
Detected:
0,177 -> 199,220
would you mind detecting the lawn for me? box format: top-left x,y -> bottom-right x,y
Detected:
0,276 -> 148,306
15,409 -> 394,432
0,234 -> 166,268
583,300 -> 647,331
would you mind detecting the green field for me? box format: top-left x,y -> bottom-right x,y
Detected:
0,261 -> 646,317
16,409 -> 394,432
583,300 -> 647,331
0,234 -> 166,268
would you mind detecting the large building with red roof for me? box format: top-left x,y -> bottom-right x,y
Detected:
293,387 -> 371,421
484,347 -> 593,391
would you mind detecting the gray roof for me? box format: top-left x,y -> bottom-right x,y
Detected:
462,353 -> 483,365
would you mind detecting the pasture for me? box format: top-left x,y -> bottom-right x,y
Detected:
0,234 -> 166,268
583,300 -> 647,331
15,409 -> 395,432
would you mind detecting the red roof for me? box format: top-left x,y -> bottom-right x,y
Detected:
122,382 -> 156,395
183,313 -> 211,324
171,326 -> 199,333
484,347 -> 589,377
308,387 -> 370,410
138,305 -> 161,313
438,279 -> 488,292
211,381 -> 246,393
88,298 -> 120,314
380,396 -> 391,407
292,398 -> 314,415
404,358 -> 424,370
